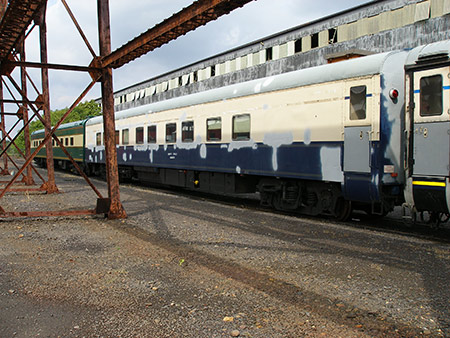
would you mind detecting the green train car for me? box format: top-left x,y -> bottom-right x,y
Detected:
30,119 -> 89,170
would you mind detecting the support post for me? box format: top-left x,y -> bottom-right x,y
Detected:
0,82 -> 9,175
19,41 -> 35,186
37,4 -> 58,193
98,0 -> 126,219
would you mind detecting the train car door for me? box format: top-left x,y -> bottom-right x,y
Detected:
406,63 -> 450,213
343,77 -> 378,202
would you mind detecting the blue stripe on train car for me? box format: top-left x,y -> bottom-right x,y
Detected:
86,141 -> 344,182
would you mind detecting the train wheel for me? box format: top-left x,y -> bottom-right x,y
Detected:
334,198 -> 352,221
272,192 -> 283,211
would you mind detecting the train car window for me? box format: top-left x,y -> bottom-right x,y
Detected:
96,132 -> 102,146
115,131 -> 120,145
70,137 -> 74,146
135,127 -> 144,144
182,121 -> 194,142
148,126 -> 157,143
420,75 -> 443,117
65,138 -> 68,146
122,129 -> 129,145
207,117 -> 222,141
232,114 -> 251,141
350,85 -> 367,120
166,123 -> 176,143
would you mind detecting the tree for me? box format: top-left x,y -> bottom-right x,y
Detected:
9,100 -> 101,154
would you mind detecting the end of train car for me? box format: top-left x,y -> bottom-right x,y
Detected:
402,41 -> 450,224
30,119 -> 90,170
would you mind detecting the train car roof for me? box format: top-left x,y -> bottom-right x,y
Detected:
31,118 -> 89,136
405,39 -> 450,66
86,50 -> 397,126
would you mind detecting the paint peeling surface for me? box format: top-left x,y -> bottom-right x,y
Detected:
263,133 -> 294,171
320,147 -> 344,182
85,140 -> 343,182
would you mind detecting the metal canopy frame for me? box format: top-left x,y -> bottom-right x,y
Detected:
0,0 -> 254,219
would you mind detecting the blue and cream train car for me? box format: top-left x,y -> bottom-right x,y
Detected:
33,40 -> 450,222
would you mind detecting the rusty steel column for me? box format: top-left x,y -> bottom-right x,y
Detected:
98,0 -> 126,219
37,4 -> 58,193
0,81 -> 8,175
19,41 -> 35,186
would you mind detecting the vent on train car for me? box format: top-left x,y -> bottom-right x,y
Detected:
417,50 -> 449,64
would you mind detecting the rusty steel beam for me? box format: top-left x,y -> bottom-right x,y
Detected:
0,74 -> 104,200
0,99 -> 41,105
4,61 -> 101,73
0,0 -> 47,62
0,209 -> 99,218
37,4 -> 58,194
0,122 -> 46,183
19,40 -> 35,186
61,0 -> 97,59
0,81 -> 8,175
98,0 -> 126,219
102,0 -> 254,69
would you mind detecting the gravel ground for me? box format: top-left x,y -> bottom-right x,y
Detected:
0,169 -> 449,337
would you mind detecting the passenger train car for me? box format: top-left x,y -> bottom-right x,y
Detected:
31,40 -> 450,222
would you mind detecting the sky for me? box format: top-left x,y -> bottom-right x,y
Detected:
7,0 -> 370,127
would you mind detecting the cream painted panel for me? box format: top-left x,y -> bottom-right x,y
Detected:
318,30 -> 328,47
272,45 -> 280,60
445,0 -> 450,14
402,4 -> 416,25
431,0 -> 443,18
169,78 -> 178,90
358,18 -> 370,37
343,76 -> 381,141
145,86 -> 156,96
225,60 -> 231,73
235,57 -> 242,71
252,52 -> 259,66
415,1 -> 430,22
390,8 -> 404,29
337,24 -> 349,42
346,21 -> 358,40
259,50 -> 266,64
219,63 -> 226,75
246,54 -> 253,67
141,81 -> 357,144
287,41 -> 295,56
230,59 -> 237,72
366,15 -> 379,35
126,92 -> 135,102
240,55 -> 248,69
379,11 -> 394,31
114,97 -> 120,105
302,35 -> 311,52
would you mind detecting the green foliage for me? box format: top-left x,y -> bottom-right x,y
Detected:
10,100 -> 101,154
